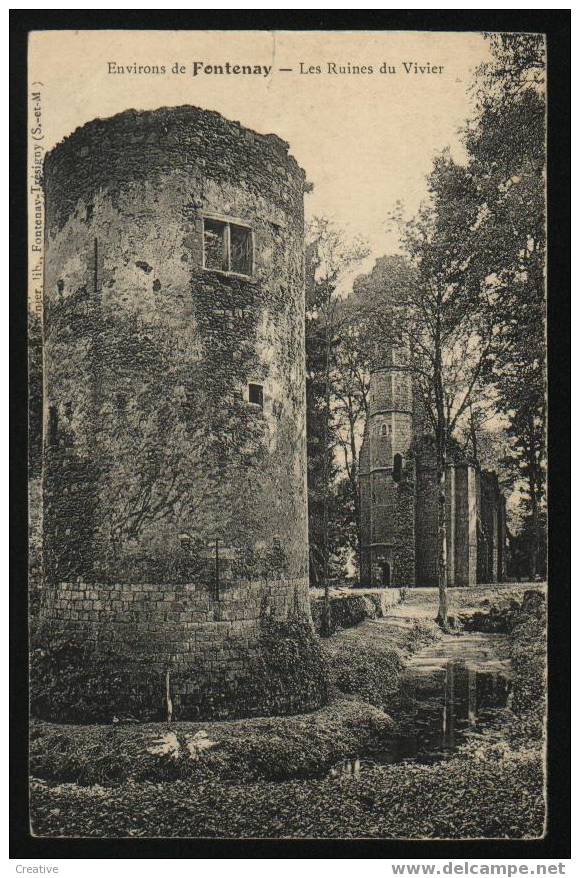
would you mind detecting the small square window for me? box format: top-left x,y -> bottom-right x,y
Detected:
203,217 -> 253,276
248,383 -> 263,408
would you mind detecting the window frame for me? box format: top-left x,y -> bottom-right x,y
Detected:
202,214 -> 255,279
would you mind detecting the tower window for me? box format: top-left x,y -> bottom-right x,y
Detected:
393,453 -> 403,482
203,217 -> 253,276
248,383 -> 264,408
48,405 -> 59,447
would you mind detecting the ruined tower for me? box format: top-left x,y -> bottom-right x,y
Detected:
40,106 -> 327,719
359,323 -> 416,587
358,260 -> 506,589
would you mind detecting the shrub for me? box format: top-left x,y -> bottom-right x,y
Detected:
509,597 -> 546,722
324,638 -> 403,709
311,595 -> 375,634
30,625 -> 164,724
30,698 -> 391,787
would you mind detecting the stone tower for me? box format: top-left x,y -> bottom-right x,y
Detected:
40,106 -> 327,719
358,261 -> 506,590
359,331 -> 416,588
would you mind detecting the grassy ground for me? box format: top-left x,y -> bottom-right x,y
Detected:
29,584 -> 546,839
30,698 -> 393,787
31,748 -> 543,839
322,616 -> 440,708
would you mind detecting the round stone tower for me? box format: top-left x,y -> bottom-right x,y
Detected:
359,333 -> 416,588
40,106 -> 327,720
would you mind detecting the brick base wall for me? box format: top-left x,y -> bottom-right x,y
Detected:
39,577 -> 325,719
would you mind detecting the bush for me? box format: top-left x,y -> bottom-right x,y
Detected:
311,595 -> 375,634
459,588 -> 545,634
324,636 -> 403,709
30,626 -> 164,723
509,596 -> 546,722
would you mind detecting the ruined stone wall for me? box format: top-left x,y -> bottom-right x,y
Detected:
445,466 -> 456,587
455,464 -> 478,587
40,577 -> 321,719
359,426 -> 372,584
478,470 -> 503,583
497,495 -> 507,581
41,106 -> 324,718
414,436 -> 439,587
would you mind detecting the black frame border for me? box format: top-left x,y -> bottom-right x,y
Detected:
10,8 -> 571,861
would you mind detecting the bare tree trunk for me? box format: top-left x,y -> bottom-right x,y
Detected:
528,477 -> 539,580
434,326 -> 448,629
469,402 -> 478,460
436,429 -> 448,628
321,306 -> 332,636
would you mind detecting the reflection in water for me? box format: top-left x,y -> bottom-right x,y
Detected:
332,660 -> 510,777
391,660 -> 510,764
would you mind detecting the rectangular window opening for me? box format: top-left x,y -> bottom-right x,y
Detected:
203,217 -> 253,277
48,405 -> 59,447
248,383 -> 264,408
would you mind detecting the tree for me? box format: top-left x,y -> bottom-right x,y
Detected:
392,157 -> 498,626
459,33 -> 547,575
328,301 -> 371,574
305,218 -> 368,631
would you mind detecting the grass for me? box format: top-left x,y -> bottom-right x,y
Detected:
30,749 -> 544,839
389,582 -> 546,620
322,617 -> 440,709
30,698 -> 393,787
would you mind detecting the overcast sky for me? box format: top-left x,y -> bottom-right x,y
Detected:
30,29 -> 490,271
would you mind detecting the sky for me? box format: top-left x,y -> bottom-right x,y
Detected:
29,30 -> 525,514
29,29 -> 490,274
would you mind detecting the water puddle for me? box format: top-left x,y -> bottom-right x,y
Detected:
331,637 -> 511,777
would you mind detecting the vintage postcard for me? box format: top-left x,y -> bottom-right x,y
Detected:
27,27 -> 550,842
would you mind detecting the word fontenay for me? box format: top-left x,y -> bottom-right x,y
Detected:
192,61 -> 272,77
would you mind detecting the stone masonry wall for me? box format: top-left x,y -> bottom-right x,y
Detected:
414,436 -> 439,587
455,464 -> 478,587
40,577 -> 321,719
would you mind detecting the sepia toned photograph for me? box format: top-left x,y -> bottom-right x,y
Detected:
24,25 -> 553,842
